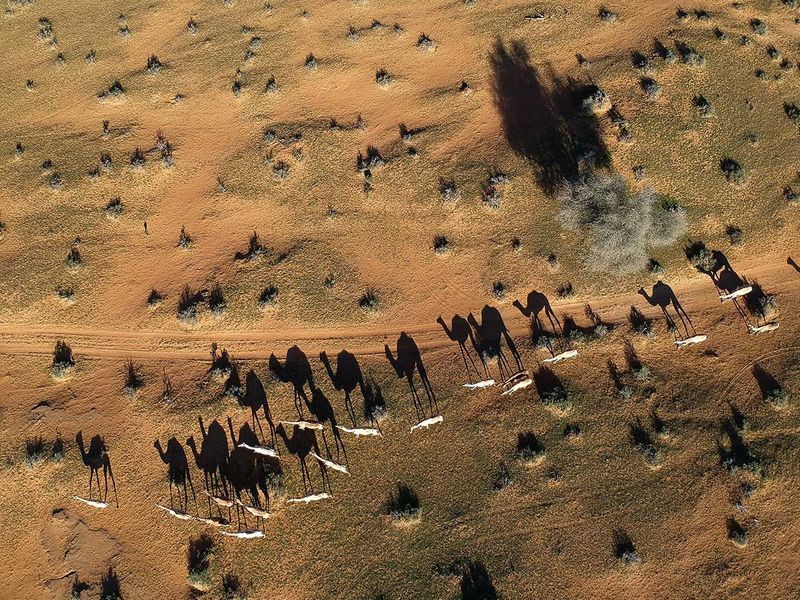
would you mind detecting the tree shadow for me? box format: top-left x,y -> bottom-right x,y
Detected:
788,257 -> 800,274
489,38 -> 609,194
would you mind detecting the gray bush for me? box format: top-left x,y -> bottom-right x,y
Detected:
558,173 -> 686,275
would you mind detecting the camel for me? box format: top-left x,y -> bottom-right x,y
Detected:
468,306 -> 522,382
748,322 -> 779,335
269,346 -> 315,418
186,416 -> 229,504
305,388 -> 346,462
638,281 -> 694,337
542,349 -> 578,364
286,492 -> 331,504
320,349 -> 367,427
500,371 -> 533,396
76,431 -> 118,507
310,451 -> 350,474
385,332 -> 437,420
155,502 -> 192,521
279,419 -> 323,430
674,335 -> 708,348
335,425 -> 382,437
436,314 -> 482,382
154,437 -> 195,510
410,415 -> 444,432
241,369 -> 276,447
276,422 -> 329,495
221,529 -> 264,539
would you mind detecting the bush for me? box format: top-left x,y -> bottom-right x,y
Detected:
517,431 -> 544,462
784,103 -> 800,127
375,68 -> 392,86
178,226 -> 191,249
416,33 -> 435,51
208,284 -> 226,316
640,77 -> 661,99
692,95 -> 713,117
146,55 -> 162,74
384,483 -> 420,520
612,530 -> 641,565
720,157 -> 746,184
491,461 -> 513,490
725,224 -> 743,245
439,178 -> 460,202
304,53 -> 317,70
359,289 -> 379,312
676,41 -> 705,67
558,173 -> 686,274
25,437 -> 46,466
750,18 -> 767,35
52,340 -> 75,378
105,197 -> 122,218
433,234 -> 450,254
178,285 -> 201,323
221,574 -> 247,600
259,285 -> 278,308
491,281 -> 507,299
147,289 -> 163,308
123,360 -> 143,397
187,533 -> 215,590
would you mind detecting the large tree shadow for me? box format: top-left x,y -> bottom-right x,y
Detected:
489,38 -> 609,194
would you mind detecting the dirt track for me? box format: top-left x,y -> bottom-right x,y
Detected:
0,255 -> 795,362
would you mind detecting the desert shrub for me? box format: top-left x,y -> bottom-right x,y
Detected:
676,41 -> 705,66
631,51 -> 649,71
750,18 -> 767,35
517,431 -> 544,462
375,68 -> 392,86
558,173 -> 686,275
725,224 -> 742,245
52,340 -> 75,378
598,6 -> 617,22
48,172 -> 63,189
187,18 -> 198,33
482,185 -> 501,208
612,530 -> 641,564
692,95 -> 713,117
727,517 -> 747,546
557,282 -> 574,299
146,55 -> 162,74
178,285 -> 201,323
713,27 -> 728,42
272,161 -> 290,180
684,240 -> 717,274
563,423 -> 581,439
640,77 -> 661,99
720,157 -> 746,184
123,360 -> 143,397
766,45 -> 781,61
323,273 -> 335,289
629,422 -> 660,465
221,574 -> 247,600
359,289 -> 379,312
579,84 -> 610,114
25,437 -> 46,466
491,461 -> 513,490
491,281 -> 507,299
65,246 -> 81,269
130,148 -> 145,168
304,53 -> 317,70
439,178 -> 460,202
356,146 -> 384,171
14,141 -> 24,157
653,39 -> 676,63
155,132 -> 173,166
187,533 -> 215,590
384,483 -> 420,520
784,103 -> 800,127
511,237 -> 522,252
256,285 -> 278,308
433,234 -> 450,254
208,284 -> 226,316
147,289 -> 163,308
178,226 -> 191,249
232,81 -> 242,97
417,33 -> 435,51
265,75 -> 277,93
105,197 -> 122,218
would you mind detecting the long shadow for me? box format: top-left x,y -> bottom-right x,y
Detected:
186,416 -> 229,509
437,314 -> 482,382
101,567 -> 122,599
489,38 -> 609,195
513,290 -> 562,354
242,369 -> 276,448
320,349 -> 368,427
225,417 -> 279,525
460,561 -> 498,600
788,257 -> 800,274
154,437 -> 195,511
638,280 -> 694,338
275,423 -> 329,495
385,332 -> 437,420
76,431 -> 118,507
269,345 -> 316,418
752,363 -> 784,401
305,388 -> 347,463
363,376 -> 387,428
468,305 -> 523,382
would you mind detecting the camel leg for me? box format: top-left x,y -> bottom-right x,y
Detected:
344,392 -> 357,427
87,469 -> 95,500
321,430 -> 332,460
408,376 -> 424,420
253,410 -> 265,442
106,462 -> 119,508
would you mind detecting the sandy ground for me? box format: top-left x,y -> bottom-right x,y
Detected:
1,0 -> 799,598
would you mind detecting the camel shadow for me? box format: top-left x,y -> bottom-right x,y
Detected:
468,305 -> 523,382
638,280 -> 694,338
241,369 -> 276,448
385,332 -> 437,420
275,423 -> 330,495
269,345 -> 315,418
187,416 -> 229,510
437,314 -> 483,382
320,349 -> 368,427
154,436 -> 195,511
76,431 -> 118,507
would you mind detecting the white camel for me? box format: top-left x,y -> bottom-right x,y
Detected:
279,420 -> 324,431
501,371 -> 532,396
221,529 -> 264,539
748,322 -> 779,335
463,379 -> 495,389
674,334 -> 708,348
542,350 -> 578,364
336,425 -> 382,438
287,492 -> 331,504
237,442 -> 279,458
410,415 -> 444,432
203,490 -> 234,508
310,451 -> 350,474
156,502 -> 192,521
73,496 -> 108,509
719,286 -> 752,302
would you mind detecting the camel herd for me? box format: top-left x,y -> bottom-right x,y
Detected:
70,265 -> 781,536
